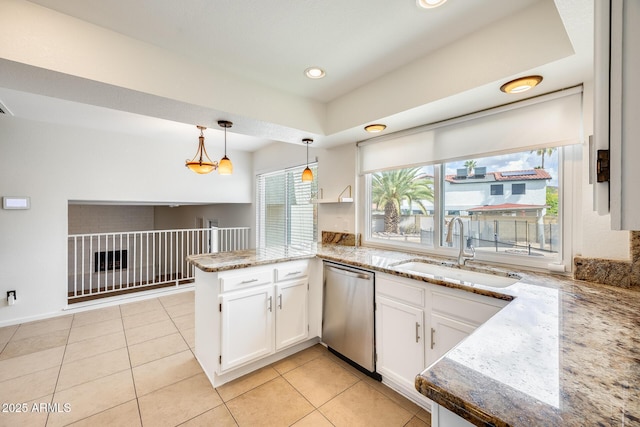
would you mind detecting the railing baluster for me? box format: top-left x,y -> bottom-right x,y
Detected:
152,231 -> 156,285
67,226 -> 250,302
112,234 -> 116,290
73,236 -> 77,298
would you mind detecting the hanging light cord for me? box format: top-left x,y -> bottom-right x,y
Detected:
224,125 -> 228,157
198,127 -> 207,165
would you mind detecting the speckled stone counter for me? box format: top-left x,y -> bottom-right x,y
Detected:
187,245 -> 316,272
574,231 -> 640,289
314,245 -> 640,427
189,244 -> 640,426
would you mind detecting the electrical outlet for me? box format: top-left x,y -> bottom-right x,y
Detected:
7,290 -> 16,302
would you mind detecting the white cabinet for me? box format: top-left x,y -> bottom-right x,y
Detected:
431,404 -> 474,427
195,259 -> 317,387
375,274 -> 428,405
218,261 -> 309,373
374,272 -> 508,407
220,284 -> 274,371
428,313 -> 475,363
594,0 -> 640,229
275,279 -> 308,350
376,295 -> 424,391
427,289 -> 504,366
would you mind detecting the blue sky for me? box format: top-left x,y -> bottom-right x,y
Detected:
444,149 -> 559,187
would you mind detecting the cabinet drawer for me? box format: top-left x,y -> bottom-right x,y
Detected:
220,268 -> 273,293
376,276 -> 425,308
274,261 -> 308,282
431,291 -> 502,326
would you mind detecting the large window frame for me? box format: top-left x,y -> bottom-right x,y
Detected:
256,163 -> 318,248
359,88 -> 582,273
363,146 -> 577,272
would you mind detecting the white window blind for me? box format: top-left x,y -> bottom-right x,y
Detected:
256,164 -> 318,248
359,86 -> 583,174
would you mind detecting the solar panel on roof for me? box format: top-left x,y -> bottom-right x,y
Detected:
501,171 -> 536,177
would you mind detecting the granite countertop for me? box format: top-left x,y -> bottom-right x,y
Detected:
188,244 -> 640,426
186,244 -> 316,272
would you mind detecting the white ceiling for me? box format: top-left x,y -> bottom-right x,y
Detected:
0,0 -> 593,151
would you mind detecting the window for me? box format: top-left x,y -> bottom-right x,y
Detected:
512,183 -> 526,195
369,166 -> 435,247
256,164 -> 317,248
443,151 -> 558,260
366,148 -> 563,267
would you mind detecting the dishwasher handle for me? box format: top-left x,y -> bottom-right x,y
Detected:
325,265 -> 372,281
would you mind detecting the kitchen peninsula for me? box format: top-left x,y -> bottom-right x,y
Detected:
188,244 -> 640,426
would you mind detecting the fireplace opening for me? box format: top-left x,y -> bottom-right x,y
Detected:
94,250 -> 128,272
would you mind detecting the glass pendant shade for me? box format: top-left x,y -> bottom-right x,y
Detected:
218,120 -> 233,175
187,162 -> 216,174
218,155 -> 233,175
186,126 -> 217,174
302,166 -> 313,182
301,138 -> 313,182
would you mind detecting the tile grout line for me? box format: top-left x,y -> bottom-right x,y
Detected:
160,298 -> 193,356
0,324 -> 19,354
45,313 -> 74,427
54,307 -> 134,426
278,354 -> 337,415
119,302 -> 145,427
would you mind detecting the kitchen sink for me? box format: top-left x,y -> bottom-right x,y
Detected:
392,261 -> 520,288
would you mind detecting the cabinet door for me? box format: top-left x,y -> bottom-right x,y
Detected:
220,285 -> 274,372
376,295 -> 424,390
429,313 -> 476,365
275,280 -> 308,350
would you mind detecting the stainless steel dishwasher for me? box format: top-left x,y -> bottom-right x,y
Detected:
322,261 -> 381,380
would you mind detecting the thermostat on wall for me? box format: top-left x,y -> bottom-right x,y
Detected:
2,197 -> 31,210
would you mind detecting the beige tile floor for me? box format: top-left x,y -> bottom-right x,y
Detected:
0,290 -> 431,427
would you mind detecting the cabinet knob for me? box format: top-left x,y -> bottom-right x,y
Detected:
278,294 -> 283,309
268,296 -> 273,312
430,328 -> 436,349
415,322 -> 421,343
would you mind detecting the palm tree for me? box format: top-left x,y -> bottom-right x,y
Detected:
464,160 -> 477,175
372,168 -> 434,234
531,148 -> 556,169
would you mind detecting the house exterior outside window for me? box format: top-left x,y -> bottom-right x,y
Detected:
365,148 -> 561,268
490,184 -> 504,196
512,183 -> 526,195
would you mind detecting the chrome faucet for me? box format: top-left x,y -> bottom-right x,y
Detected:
446,217 -> 475,265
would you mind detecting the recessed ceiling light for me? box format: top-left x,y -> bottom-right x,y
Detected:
500,75 -> 543,94
364,124 -> 387,133
416,0 -> 448,9
304,67 -> 326,79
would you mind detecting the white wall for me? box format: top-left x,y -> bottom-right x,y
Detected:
154,204 -> 254,247
0,116 -> 252,326
252,141 -> 358,238
68,205 -> 155,234
317,144 -> 357,234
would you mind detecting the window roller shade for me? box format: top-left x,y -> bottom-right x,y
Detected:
359,86 -> 583,174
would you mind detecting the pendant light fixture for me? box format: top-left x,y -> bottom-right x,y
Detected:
302,138 -> 313,182
185,126 -> 217,174
217,120 -> 233,175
